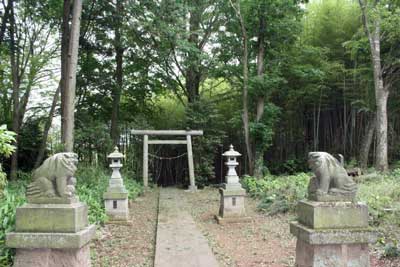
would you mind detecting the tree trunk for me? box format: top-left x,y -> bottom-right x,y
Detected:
254,9 -> 266,178
35,85 -> 60,168
359,115 -> 376,169
359,0 -> 388,172
62,0 -> 82,152
229,0 -> 253,175
110,0 -> 124,145
60,0 -> 71,144
9,1 -> 19,180
185,1 -> 201,103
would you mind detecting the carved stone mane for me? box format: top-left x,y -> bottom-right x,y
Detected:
26,153 -> 78,204
307,152 -> 357,202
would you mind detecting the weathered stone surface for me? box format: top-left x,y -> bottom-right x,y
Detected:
103,190 -> 128,200
13,244 -> 91,267
218,188 -> 246,218
15,203 -> 88,233
27,153 -> 79,204
214,215 -> 251,225
219,187 -> 246,196
297,201 -> 368,229
295,239 -> 370,267
104,198 -> 129,221
28,197 -> 79,205
290,222 -> 377,245
6,225 -> 96,249
308,152 -> 357,202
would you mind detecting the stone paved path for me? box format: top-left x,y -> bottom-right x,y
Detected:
154,188 -> 219,267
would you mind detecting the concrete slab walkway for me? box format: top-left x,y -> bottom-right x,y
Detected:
154,188 -> 219,267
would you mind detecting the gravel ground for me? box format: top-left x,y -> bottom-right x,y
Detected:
90,186 -> 399,267
91,188 -> 159,267
179,187 -> 297,267
180,187 -> 400,267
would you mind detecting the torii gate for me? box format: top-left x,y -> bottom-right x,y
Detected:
131,130 -> 203,191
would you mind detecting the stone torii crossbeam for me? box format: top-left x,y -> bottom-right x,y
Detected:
131,130 -> 203,191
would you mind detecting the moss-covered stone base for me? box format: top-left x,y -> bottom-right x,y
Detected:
297,201 -> 369,229
6,225 -> 96,249
15,203 -> 88,233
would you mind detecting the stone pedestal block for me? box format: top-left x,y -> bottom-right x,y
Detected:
297,201 -> 369,229
6,203 -> 95,267
12,244 -> 91,267
294,239 -> 369,267
291,202 -> 377,267
15,203 -> 88,233
104,195 -> 129,221
103,186 -> 129,222
215,187 -> 251,224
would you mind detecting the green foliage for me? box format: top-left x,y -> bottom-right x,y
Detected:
242,173 -> 310,215
0,181 -> 27,267
250,103 -> 280,151
383,241 -> 400,258
185,99 -> 226,187
16,119 -> 44,172
269,158 -> 308,175
357,170 -> 400,226
0,126 -> 16,158
74,122 -> 113,166
0,126 -> 16,198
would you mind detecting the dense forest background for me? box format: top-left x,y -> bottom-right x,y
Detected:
1,0 -> 400,186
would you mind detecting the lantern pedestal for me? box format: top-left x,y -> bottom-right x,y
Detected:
215,145 -> 250,224
215,186 -> 251,225
104,147 -> 130,223
104,190 -> 129,222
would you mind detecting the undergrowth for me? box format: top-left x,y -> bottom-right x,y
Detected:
242,169 -> 400,257
242,173 -> 310,215
0,166 -> 142,267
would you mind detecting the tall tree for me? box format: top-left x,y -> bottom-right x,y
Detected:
62,0 -> 82,152
7,0 -> 59,178
358,0 -> 400,171
110,0 -> 124,145
228,0 -> 253,175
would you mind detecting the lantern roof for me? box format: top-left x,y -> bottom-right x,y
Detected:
108,146 -> 124,159
222,144 -> 241,157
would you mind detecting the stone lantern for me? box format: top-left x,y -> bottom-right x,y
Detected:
215,145 -> 250,224
222,145 -> 241,187
103,147 -> 129,222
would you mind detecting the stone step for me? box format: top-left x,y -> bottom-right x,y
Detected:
154,188 -> 219,267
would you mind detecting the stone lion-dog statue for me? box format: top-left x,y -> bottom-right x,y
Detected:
307,151 -> 357,202
26,153 -> 78,203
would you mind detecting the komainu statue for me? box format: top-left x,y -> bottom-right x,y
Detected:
26,153 -> 78,203
307,152 -> 357,202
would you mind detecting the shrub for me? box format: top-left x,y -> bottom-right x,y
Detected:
242,173 -> 310,215
0,182 -> 26,266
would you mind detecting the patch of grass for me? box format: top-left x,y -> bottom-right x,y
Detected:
357,169 -> 400,226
